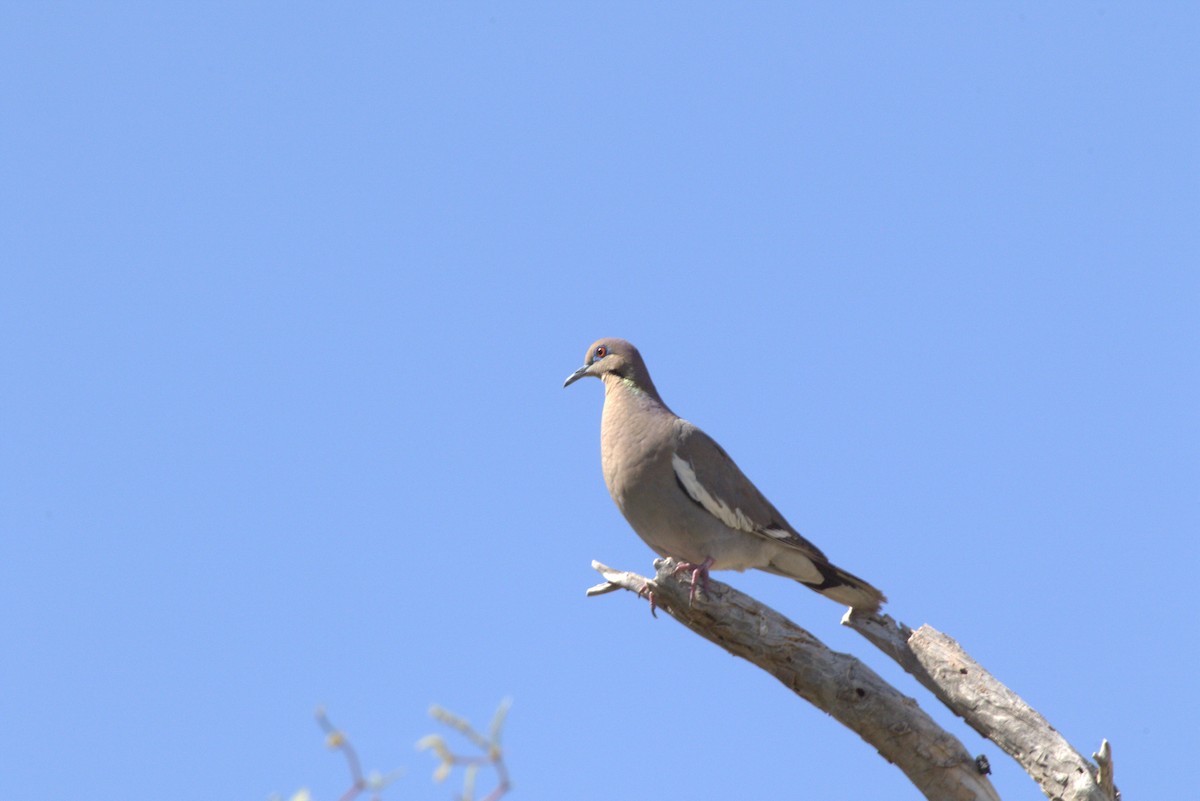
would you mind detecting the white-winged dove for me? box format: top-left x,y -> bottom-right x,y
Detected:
565,338 -> 885,611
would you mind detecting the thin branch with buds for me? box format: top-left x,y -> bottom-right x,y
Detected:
315,707 -> 402,801
417,700 -> 513,801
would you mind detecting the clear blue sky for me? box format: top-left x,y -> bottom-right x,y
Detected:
2,4 -> 1196,800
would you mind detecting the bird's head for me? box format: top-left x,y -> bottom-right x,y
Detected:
563,338 -> 649,390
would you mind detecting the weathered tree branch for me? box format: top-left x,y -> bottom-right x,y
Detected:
588,559 -> 1001,801
844,613 -> 1117,801
588,558 -> 1116,801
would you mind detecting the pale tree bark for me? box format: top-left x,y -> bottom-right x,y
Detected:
588,558 -> 1117,801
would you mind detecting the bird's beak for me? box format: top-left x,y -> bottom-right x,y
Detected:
563,364 -> 590,388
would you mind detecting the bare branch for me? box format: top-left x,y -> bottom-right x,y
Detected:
590,559 -> 1001,801
844,615 -> 1117,801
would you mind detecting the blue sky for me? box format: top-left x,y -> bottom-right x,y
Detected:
2,4 -> 1196,800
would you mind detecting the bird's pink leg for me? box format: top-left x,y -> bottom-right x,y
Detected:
672,556 -> 714,604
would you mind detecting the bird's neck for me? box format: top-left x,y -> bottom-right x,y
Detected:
603,372 -> 661,403
601,373 -> 671,420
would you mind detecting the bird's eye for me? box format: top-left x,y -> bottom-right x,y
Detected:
593,345 -> 607,361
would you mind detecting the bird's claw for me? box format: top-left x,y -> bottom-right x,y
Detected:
636,583 -> 659,617
672,557 -> 715,605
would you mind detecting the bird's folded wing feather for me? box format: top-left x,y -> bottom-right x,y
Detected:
671,422 -> 830,561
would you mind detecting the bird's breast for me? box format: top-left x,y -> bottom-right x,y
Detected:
600,410 -> 668,510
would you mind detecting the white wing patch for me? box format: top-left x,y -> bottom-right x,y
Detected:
672,453 -> 758,533
761,527 -> 794,541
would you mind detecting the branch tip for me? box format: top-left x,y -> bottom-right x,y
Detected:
585,581 -> 620,597
1093,738 -> 1116,798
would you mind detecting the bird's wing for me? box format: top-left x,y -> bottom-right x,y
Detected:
671,421 -> 830,561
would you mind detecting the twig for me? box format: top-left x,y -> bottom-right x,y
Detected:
315,708 -> 399,801
418,700 -> 512,801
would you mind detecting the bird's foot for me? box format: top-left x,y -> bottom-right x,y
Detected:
636,583 -> 659,618
672,557 -> 714,605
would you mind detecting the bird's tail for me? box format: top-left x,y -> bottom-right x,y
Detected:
763,554 -> 886,612
804,559 -> 886,612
